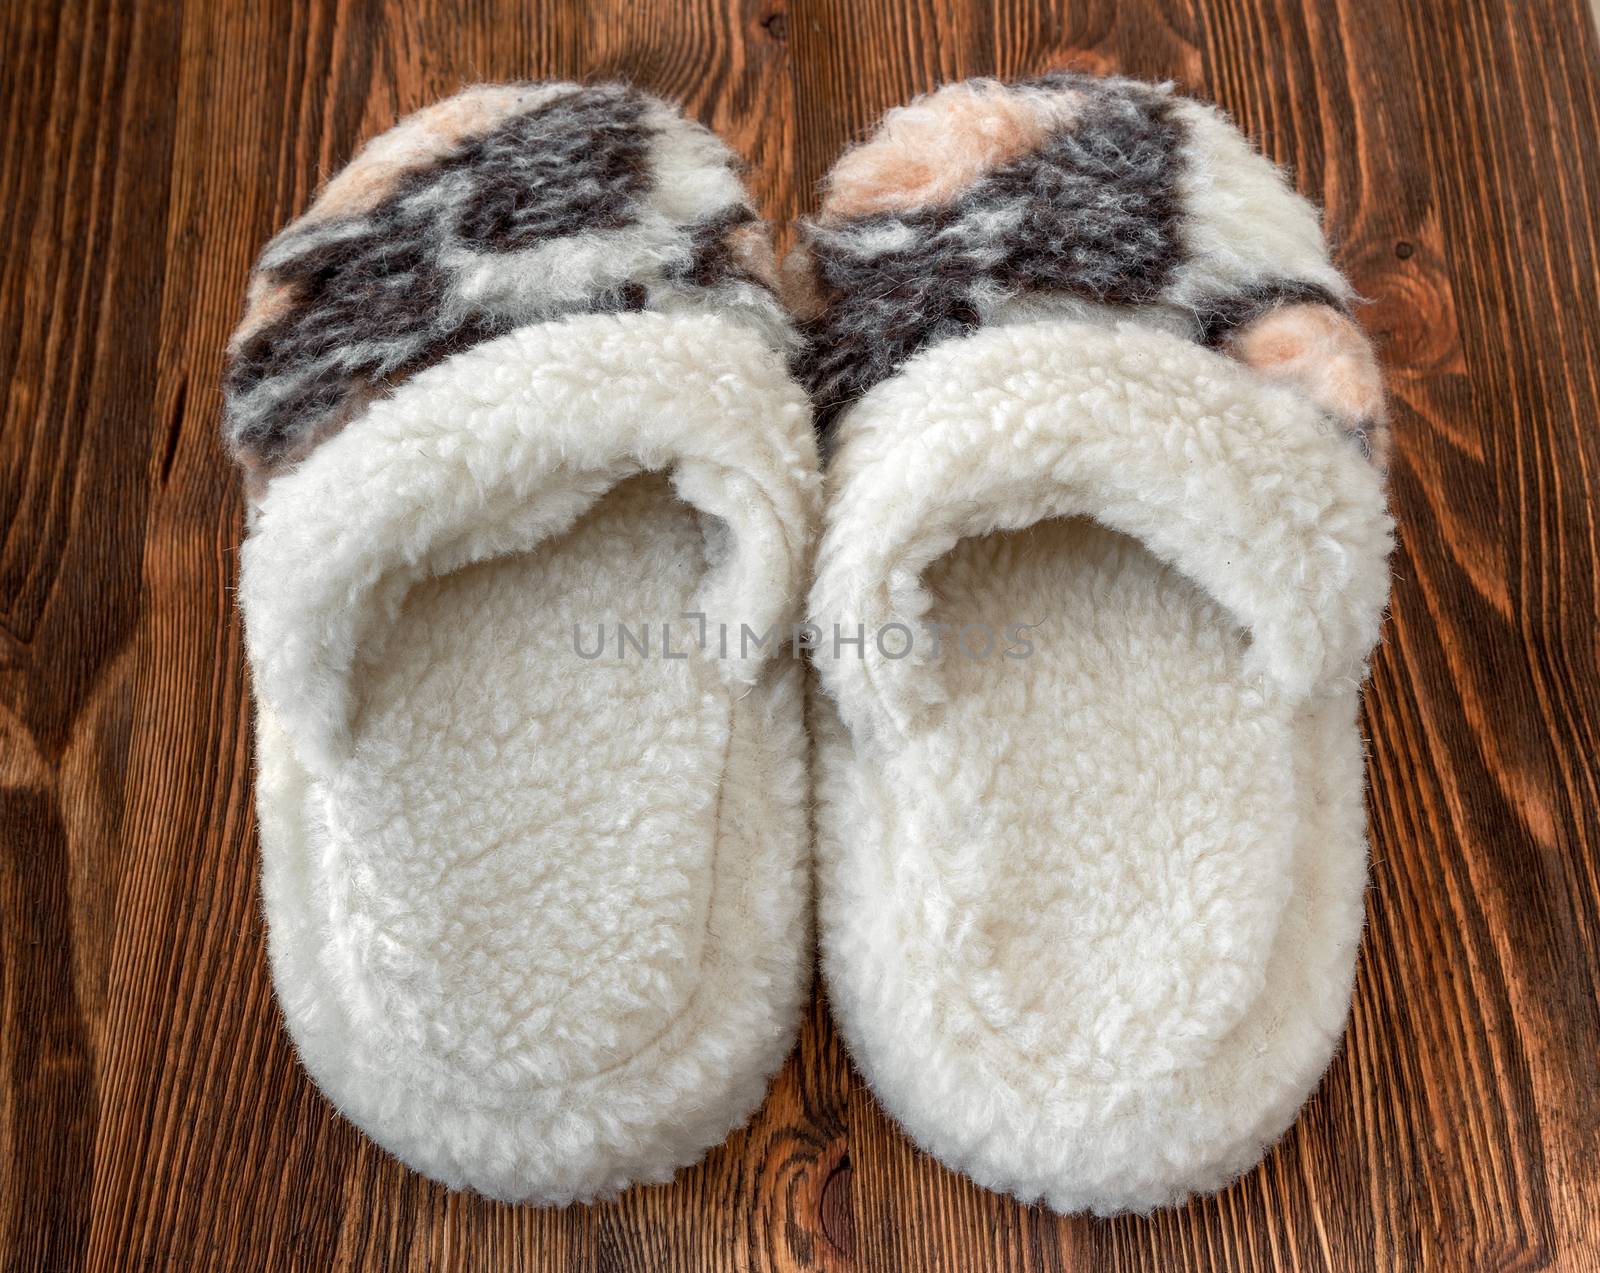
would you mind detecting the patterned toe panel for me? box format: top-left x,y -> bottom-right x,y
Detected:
224,82 -> 789,489
787,74 -> 1386,463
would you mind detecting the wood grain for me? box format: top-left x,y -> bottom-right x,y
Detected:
2,0 -> 1597,1268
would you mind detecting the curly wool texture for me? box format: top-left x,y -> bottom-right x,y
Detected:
250,315 -> 819,1203
788,73 -> 1386,459
224,82 -> 787,486
811,318 -> 1393,1217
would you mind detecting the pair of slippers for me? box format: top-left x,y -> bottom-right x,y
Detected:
225,75 -> 1392,1214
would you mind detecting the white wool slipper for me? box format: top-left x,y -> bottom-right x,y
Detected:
791,74 -> 1393,1213
223,84 -> 819,1202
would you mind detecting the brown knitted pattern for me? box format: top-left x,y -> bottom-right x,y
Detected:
223,83 -> 786,488
787,74 -> 1386,464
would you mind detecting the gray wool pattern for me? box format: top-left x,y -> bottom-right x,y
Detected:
790,74 -> 1349,434
223,83 -> 788,481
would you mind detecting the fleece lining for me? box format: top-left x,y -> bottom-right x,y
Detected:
249,311 -> 818,1204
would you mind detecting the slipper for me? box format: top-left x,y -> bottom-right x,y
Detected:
794,74 -> 1393,1213
224,83 -> 819,1203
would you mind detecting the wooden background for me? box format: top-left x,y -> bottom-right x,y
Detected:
3,0 -> 1599,1268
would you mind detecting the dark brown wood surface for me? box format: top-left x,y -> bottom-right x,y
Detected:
3,0 -> 1599,1268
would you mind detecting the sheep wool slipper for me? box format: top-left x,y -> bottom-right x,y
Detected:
223,83 -> 819,1202
794,74 -> 1393,1213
